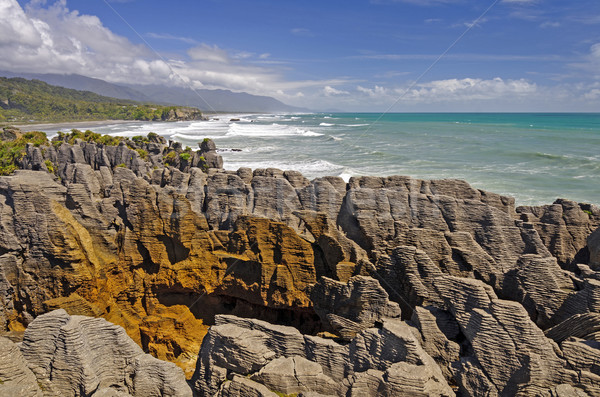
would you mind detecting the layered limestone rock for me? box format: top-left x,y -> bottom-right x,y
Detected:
310,275 -> 401,339
517,201 -> 600,268
0,336 -> 42,396
5,309 -> 192,396
589,227 -> 600,269
377,244 -> 600,395
191,314 -> 454,397
0,129 -> 599,395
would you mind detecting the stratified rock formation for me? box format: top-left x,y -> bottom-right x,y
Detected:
21,309 -> 191,396
0,337 -> 42,396
0,128 -> 599,396
0,309 -> 191,396
310,275 -> 401,339
192,313 -> 453,397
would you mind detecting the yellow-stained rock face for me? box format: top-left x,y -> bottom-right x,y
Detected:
218,216 -> 316,309
0,170 -> 330,377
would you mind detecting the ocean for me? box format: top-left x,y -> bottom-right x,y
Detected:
35,113 -> 600,206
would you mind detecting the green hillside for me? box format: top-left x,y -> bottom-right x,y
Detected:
0,77 -> 203,124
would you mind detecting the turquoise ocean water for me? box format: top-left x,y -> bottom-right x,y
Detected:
37,113 -> 600,206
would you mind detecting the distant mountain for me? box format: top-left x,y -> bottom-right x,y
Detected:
0,71 -> 153,103
127,84 -> 308,113
0,71 -> 308,113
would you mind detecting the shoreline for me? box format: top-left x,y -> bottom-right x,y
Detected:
3,113 -> 598,207
6,114 -> 240,133
4,119 -> 148,132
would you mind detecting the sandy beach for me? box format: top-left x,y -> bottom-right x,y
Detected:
8,119 -> 144,132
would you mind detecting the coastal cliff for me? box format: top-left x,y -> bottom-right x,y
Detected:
0,127 -> 599,396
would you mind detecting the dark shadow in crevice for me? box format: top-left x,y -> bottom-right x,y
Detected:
157,235 -> 190,265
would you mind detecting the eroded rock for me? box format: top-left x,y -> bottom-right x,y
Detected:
192,314 -> 454,397
20,309 -> 191,396
0,130 -> 599,395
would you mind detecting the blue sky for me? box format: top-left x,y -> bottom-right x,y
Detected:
2,0 -> 600,111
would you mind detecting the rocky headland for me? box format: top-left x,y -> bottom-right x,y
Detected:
0,127 -> 599,396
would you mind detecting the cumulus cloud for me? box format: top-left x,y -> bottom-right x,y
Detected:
0,0 -> 41,46
352,78 -> 537,103
187,44 -> 230,63
403,77 -> 537,102
322,86 -> 350,96
1,0 -> 598,111
569,43 -> 600,79
0,0 -> 344,100
146,32 -> 198,45
0,0 -> 152,83
357,85 -> 388,97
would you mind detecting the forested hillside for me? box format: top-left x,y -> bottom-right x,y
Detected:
0,77 -> 203,123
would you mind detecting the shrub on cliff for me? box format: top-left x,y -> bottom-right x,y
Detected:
163,151 -> 177,166
56,129 -> 123,146
0,130 -> 48,175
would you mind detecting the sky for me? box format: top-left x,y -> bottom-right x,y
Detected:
1,0 -> 600,112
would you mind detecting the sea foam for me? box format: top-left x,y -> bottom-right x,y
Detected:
226,123 -> 322,137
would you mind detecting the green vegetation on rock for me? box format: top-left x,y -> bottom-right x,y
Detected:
163,151 -> 177,166
57,129 -> 123,146
273,392 -> 298,397
44,159 -> 54,174
0,129 -> 48,175
136,148 -> 148,160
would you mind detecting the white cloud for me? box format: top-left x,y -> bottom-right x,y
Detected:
187,44 -> 231,63
357,85 -> 388,97
540,21 -> 561,28
454,17 -> 488,29
147,32 -> 198,45
0,0 -> 598,112
584,88 -> 600,100
341,78 -> 539,110
0,0 -> 345,100
0,0 -> 151,82
233,51 -> 254,60
403,77 -> 537,102
569,43 -> 600,79
322,86 -> 350,96
591,43 -> 600,59
0,0 -> 41,46
291,28 -> 314,37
